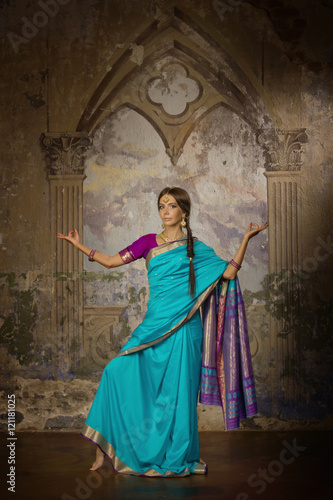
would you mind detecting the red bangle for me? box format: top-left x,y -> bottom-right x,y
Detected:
88,249 -> 97,262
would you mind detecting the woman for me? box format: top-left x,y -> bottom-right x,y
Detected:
57,187 -> 268,477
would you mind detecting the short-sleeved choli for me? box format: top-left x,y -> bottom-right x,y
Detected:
119,234 -> 159,263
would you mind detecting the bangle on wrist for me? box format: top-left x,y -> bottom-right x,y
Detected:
88,249 -> 97,262
230,259 -> 241,270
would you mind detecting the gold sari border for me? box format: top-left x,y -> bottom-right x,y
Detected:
146,238 -> 190,269
117,275 -> 225,357
82,424 -> 136,475
217,280 -> 228,427
146,237 -> 200,269
81,424 -> 204,477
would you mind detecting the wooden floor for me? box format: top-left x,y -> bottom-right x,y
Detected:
1,431 -> 331,500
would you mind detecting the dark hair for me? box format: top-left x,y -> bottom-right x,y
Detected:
158,187 -> 196,297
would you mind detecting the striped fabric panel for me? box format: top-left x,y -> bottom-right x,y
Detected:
199,365 -> 221,406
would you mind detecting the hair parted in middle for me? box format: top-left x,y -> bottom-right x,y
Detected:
158,187 -> 196,297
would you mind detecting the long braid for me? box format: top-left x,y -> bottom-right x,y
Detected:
185,215 -> 196,297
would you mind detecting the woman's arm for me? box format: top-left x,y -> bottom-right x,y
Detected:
222,222 -> 268,280
56,229 -> 125,269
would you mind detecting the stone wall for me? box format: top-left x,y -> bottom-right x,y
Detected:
0,0 -> 332,431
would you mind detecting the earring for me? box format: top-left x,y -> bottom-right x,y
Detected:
162,223 -> 165,228
180,215 -> 186,228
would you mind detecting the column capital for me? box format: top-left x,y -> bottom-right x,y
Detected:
40,132 -> 92,176
258,128 -> 309,172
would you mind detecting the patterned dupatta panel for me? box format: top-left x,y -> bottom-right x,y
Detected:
199,278 -> 257,430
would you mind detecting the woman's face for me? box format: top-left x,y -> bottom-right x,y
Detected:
158,194 -> 185,228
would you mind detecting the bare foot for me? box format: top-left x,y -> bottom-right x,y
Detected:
89,446 -> 105,470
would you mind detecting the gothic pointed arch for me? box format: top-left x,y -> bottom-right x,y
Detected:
72,5 -> 278,164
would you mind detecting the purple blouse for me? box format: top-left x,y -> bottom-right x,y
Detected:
119,234 -> 159,263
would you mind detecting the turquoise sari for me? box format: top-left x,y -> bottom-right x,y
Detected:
82,240 -> 257,477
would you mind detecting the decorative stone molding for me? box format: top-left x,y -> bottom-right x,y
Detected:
166,145 -> 184,166
73,8 -> 274,166
147,62 -> 201,116
41,133 -> 92,175
83,306 -> 127,367
258,128 -> 309,171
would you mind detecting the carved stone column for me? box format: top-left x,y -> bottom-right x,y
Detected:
41,133 -> 92,376
258,129 -> 309,410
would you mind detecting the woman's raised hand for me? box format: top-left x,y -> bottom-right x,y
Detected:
56,229 -> 80,246
244,221 -> 269,241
